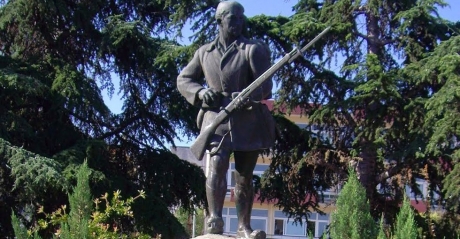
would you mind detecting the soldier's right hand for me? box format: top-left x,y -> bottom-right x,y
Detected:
198,88 -> 220,107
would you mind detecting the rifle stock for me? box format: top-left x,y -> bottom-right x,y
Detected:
190,113 -> 229,161
190,27 -> 331,161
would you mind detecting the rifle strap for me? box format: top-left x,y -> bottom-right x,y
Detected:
209,130 -> 230,156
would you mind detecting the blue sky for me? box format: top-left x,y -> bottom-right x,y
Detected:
102,0 -> 460,122
238,0 -> 459,19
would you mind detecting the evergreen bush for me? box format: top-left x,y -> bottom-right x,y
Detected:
11,161 -> 151,239
330,168 -> 378,239
393,196 -> 417,239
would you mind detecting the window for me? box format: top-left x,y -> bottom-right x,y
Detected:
311,213 -> 330,238
285,220 -> 306,236
320,188 -> 338,203
251,218 -> 267,231
223,207 -> 268,233
405,179 -> 426,199
229,218 -> 267,231
221,207 -> 228,232
229,218 -> 238,232
317,185 -> 340,204
318,222 -> 328,237
273,211 -> 309,237
430,185 -> 443,209
228,163 -> 269,192
274,211 -> 330,238
298,123 -> 355,148
274,219 -> 307,236
307,221 -> 316,237
274,219 -> 283,235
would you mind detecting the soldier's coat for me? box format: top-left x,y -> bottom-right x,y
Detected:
177,36 -> 275,151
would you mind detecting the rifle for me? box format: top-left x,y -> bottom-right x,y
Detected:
190,26 -> 331,160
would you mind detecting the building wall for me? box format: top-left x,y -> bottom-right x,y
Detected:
173,100 -> 438,238
220,155 -> 333,238
220,154 -> 437,238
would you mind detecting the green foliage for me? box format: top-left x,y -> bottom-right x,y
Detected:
0,0 -> 208,236
0,138 -> 67,194
2,0 -> 460,236
429,212 -> 460,238
443,163 -> 460,212
87,190 -> 149,239
406,36 -> 460,157
393,197 -> 418,239
14,161 -> 152,239
61,161 -> 92,238
175,207 -> 205,237
330,181 -> 418,239
252,1 -> 460,232
377,218 -> 388,239
259,115 -> 335,219
11,211 -> 33,239
330,169 -> 378,239
404,34 -> 460,213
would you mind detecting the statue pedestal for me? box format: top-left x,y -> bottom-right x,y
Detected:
193,234 -> 235,239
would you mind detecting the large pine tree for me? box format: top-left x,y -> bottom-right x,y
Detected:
0,0 -> 211,237
242,0 -> 460,233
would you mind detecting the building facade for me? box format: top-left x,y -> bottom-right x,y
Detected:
172,100 -> 437,238
220,159 -> 334,238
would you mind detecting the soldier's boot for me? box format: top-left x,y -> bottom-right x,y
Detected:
234,182 -> 266,239
206,217 -> 224,234
205,165 -> 227,235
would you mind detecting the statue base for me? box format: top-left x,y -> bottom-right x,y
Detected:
193,234 -> 235,239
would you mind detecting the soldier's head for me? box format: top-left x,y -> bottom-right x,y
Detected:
215,1 -> 245,38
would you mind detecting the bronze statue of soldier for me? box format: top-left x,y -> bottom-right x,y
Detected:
177,1 -> 275,238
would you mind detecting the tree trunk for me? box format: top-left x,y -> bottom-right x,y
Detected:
357,146 -> 377,211
355,0 -> 382,213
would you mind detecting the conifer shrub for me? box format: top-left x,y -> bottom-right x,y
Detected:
377,216 -> 388,239
393,196 -> 417,239
11,161 -> 152,239
330,168 -> 378,239
329,169 -> 422,239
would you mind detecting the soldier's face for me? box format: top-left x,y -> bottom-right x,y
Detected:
220,8 -> 244,38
